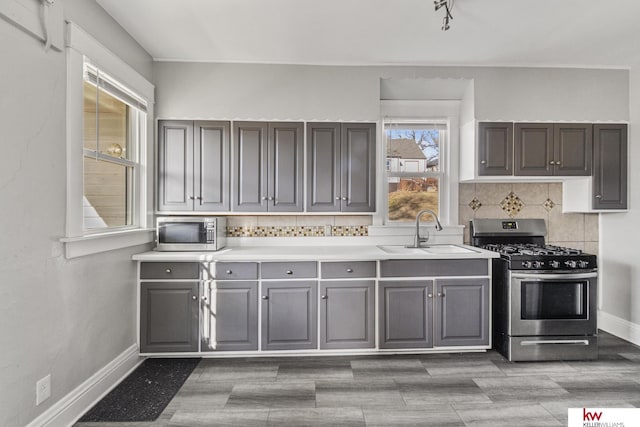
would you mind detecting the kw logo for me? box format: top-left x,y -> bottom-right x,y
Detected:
583,408 -> 603,421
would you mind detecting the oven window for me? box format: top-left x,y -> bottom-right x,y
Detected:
159,223 -> 204,243
521,281 -> 588,320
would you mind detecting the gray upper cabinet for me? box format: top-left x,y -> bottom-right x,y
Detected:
434,279 -> 489,347
140,281 -> 199,353
158,120 -> 230,211
514,123 -> 554,176
593,124 -> 627,209
379,280 -> 433,349
320,280 -> 375,349
202,281 -> 258,351
478,122 -> 513,176
307,122 -> 376,212
261,281 -> 318,350
515,123 -> 592,176
232,122 -> 303,212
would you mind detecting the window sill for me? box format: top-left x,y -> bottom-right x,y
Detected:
61,228 -> 154,259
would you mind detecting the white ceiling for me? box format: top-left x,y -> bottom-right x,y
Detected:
96,0 -> 640,68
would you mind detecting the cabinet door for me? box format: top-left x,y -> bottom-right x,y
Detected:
477,122 -> 513,176
158,120 -> 194,211
434,279 -> 489,347
379,281 -> 433,349
194,121 -> 230,211
320,281 -> 375,349
593,124 -> 627,209
232,122 -> 268,212
261,281 -> 317,350
306,123 -> 341,212
268,122 -> 303,212
341,123 -> 376,212
554,124 -> 592,176
202,281 -> 258,351
514,123 -> 553,176
140,282 -> 199,353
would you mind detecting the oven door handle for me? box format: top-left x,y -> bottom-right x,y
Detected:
511,272 -> 597,280
520,339 -> 590,346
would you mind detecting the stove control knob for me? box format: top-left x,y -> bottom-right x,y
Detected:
565,260 -> 578,269
522,261 -> 533,269
532,261 -> 543,269
578,260 -> 589,268
549,260 -> 560,269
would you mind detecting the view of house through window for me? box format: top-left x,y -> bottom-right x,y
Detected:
385,122 -> 445,222
83,64 -> 145,230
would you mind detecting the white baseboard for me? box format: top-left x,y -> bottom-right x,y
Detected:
599,310 -> 640,347
26,344 -> 143,427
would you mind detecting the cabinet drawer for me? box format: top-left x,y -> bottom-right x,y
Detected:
261,262 -> 317,279
215,262 -> 258,280
380,259 -> 488,277
140,262 -> 200,279
321,261 -> 376,279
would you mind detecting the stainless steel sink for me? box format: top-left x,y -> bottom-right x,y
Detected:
377,244 -> 478,255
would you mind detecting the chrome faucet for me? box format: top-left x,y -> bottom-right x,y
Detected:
408,209 -> 443,248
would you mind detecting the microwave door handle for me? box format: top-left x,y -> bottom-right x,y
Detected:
511,272 -> 597,280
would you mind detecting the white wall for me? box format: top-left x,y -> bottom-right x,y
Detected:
0,1 -> 152,425
154,63 -> 628,122
599,68 -> 640,343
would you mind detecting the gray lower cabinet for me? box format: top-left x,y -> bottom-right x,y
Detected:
478,122 -> 513,176
593,124 -> 627,209
379,281 -> 434,349
306,122 -> 376,212
434,279 -> 489,347
202,281 -> 258,351
140,281 -> 199,353
158,120 -> 230,211
261,281 -> 318,350
320,281 -> 375,349
232,122 -> 303,212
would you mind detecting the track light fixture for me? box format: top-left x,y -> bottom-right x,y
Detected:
433,0 -> 454,31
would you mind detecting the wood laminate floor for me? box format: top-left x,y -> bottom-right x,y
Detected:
75,332 -> 640,426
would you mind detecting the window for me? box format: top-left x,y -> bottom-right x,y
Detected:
82,64 -> 146,231
63,22 -> 154,258
384,122 -> 447,223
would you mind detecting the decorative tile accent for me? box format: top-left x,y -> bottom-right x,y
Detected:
499,192 -> 524,218
543,198 -> 556,212
468,197 -> 482,211
226,225 -> 368,238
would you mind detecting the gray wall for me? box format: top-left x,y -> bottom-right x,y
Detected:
0,1 -> 152,425
154,63 -> 628,122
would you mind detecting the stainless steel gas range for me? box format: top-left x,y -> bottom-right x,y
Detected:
471,218 -> 598,362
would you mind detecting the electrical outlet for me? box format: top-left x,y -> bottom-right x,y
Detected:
324,224 -> 332,236
36,374 -> 51,405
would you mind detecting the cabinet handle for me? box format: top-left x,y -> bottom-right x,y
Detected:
555,161 -> 561,165
595,195 -> 602,199
268,196 -> 274,201
321,295 -> 328,300
480,160 -> 486,164
335,196 -> 341,200
226,270 -> 232,274
346,268 -> 353,273
437,292 -> 445,297
201,296 -> 208,301
196,196 -> 203,200
342,197 -> 347,201
191,295 -> 198,300
189,196 -> 195,200
165,269 -> 172,274
427,293 -> 433,298
286,270 -> 293,275
549,160 -> 555,165
262,295 -> 269,300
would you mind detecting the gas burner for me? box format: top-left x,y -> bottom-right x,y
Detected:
481,243 -> 583,257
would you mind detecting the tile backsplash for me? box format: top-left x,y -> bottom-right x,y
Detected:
226,216 -> 372,238
459,183 -> 599,255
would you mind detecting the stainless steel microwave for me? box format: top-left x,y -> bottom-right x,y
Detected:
155,217 -> 227,251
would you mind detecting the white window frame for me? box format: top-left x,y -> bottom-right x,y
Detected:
62,22 -> 155,258
371,100 -> 461,238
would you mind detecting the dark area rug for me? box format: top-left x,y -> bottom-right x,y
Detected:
79,358 -> 200,422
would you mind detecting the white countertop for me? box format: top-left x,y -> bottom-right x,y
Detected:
132,244 -> 499,262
